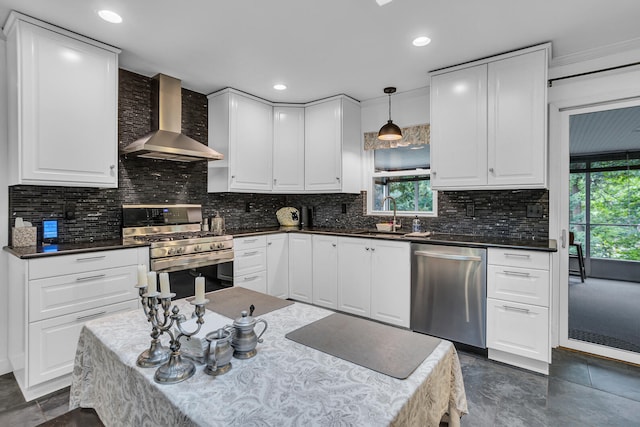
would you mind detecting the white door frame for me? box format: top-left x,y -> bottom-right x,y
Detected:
549,67 -> 640,364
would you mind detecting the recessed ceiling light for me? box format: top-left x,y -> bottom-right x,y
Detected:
376,0 -> 393,6
273,84 -> 287,91
412,36 -> 431,47
98,10 -> 123,24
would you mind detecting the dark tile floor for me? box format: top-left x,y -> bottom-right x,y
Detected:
1,348 -> 639,426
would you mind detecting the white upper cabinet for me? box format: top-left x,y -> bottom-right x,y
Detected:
273,106 -> 305,192
209,92 -> 361,194
208,89 -> 273,192
430,44 -> 549,190
487,50 -> 547,187
305,96 -> 362,193
430,65 -> 488,189
4,12 -> 120,188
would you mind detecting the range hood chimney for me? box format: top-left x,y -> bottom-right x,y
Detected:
120,74 -> 223,162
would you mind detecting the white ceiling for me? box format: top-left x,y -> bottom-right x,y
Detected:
2,0 -> 640,103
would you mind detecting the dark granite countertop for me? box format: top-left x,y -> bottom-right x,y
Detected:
228,227 -> 557,252
3,239 -> 149,259
4,226 -> 556,259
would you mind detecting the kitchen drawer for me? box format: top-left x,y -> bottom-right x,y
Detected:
486,298 -> 549,362
487,265 -> 549,306
235,271 -> 267,294
29,266 -> 139,321
487,248 -> 549,270
234,247 -> 267,276
28,249 -> 141,280
234,235 -> 267,251
28,299 -> 138,387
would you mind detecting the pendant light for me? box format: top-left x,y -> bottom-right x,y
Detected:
377,87 -> 402,141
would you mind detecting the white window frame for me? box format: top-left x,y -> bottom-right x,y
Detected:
364,149 -> 438,218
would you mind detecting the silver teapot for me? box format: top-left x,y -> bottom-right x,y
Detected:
231,305 -> 268,359
204,327 -> 234,376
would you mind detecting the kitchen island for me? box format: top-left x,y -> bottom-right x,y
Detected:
69,294 -> 467,426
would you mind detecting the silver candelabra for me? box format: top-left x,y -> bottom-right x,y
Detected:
135,284 -> 170,368
136,281 -> 209,383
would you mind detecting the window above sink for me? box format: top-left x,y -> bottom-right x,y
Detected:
365,142 -> 438,218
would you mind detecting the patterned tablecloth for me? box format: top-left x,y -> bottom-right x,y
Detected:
70,300 -> 468,426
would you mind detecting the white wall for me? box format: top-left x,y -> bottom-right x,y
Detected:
0,37 -> 11,374
360,86 -> 429,133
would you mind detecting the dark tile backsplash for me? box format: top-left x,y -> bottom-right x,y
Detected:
8,69 -> 549,243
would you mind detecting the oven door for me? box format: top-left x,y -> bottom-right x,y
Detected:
151,250 -> 234,300
166,261 -> 234,300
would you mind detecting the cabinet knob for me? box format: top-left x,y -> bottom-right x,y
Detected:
332,243 -> 336,247
336,177 -> 340,182
110,164 -> 115,169
371,248 -> 376,252
431,171 -> 436,176
273,178 -> 277,185
489,168 -> 494,173
365,247 -> 370,251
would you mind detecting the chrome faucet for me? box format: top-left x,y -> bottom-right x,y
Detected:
382,196 -> 398,232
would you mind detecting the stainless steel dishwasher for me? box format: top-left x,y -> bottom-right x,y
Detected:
411,243 -> 487,348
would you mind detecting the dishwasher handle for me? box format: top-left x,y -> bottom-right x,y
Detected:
414,250 -> 482,262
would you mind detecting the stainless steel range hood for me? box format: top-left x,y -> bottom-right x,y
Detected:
120,74 -> 223,162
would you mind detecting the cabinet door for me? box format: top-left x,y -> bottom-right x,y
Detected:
229,93 -> 273,191
486,298 -> 549,362
370,241 -> 410,327
288,234 -> 313,303
312,235 -> 338,309
305,99 -> 342,191
29,266 -> 139,321
273,107 -> 305,192
430,64 -> 488,189
337,238 -> 371,317
267,234 -> 289,299
235,271 -> 267,294
487,265 -> 550,307
234,247 -> 267,277
15,20 -> 118,187
28,300 -> 137,387
488,49 -> 547,187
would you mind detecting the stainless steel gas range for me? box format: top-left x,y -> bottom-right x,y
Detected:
122,204 -> 234,298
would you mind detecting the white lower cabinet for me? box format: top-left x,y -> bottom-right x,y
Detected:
337,237 -> 410,327
8,247 -> 147,401
288,234 -> 313,303
486,299 -> 549,360
312,235 -> 338,310
337,238 -> 372,317
370,240 -> 411,328
28,300 -> 136,387
486,248 -> 551,374
234,236 -> 268,294
266,234 -> 289,299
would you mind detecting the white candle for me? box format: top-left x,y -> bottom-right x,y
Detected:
159,272 -> 171,298
195,276 -> 205,304
147,271 -> 158,294
137,264 -> 148,287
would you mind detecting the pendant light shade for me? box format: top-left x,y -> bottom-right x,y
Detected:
378,87 -> 402,141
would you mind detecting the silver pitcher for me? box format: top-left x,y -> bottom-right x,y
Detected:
231,306 -> 268,359
204,327 -> 234,376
